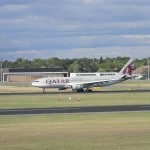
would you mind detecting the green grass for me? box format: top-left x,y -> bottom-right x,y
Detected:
0,80 -> 150,109
0,81 -> 150,150
0,112 -> 150,150
0,92 -> 150,109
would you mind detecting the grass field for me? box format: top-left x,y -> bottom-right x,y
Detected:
0,112 -> 150,150
0,92 -> 150,109
0,80 -> 150,109
0,80 -> 150,150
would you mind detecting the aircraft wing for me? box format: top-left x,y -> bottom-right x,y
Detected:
66,79 -> 112,89
80,80 -> 110,87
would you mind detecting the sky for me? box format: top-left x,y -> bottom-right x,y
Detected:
0,0 -> 150,60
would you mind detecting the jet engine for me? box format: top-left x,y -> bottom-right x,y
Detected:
71,84 -> 84,92
58,87 -> 67,90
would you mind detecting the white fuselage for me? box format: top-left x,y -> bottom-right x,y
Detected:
32,73 -> 123,89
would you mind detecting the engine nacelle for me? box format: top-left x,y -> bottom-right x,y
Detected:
71,84 -> 84,92
58,87 -> 67,90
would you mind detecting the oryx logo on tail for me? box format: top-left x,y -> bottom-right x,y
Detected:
123,62 -> 135,75
119,59 -> 135,76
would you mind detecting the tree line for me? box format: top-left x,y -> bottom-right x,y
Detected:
2,57 -> 149,73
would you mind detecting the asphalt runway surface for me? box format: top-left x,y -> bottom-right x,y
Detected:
0,105 -> 150,116
0,89 -> 149,115
0,89 -> 150,96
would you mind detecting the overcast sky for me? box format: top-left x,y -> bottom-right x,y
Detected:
0,0 -> 150,60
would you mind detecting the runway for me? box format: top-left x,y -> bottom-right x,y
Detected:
0,105 -> 150,115
0,89 -> 150,96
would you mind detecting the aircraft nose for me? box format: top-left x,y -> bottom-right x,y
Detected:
32,80 -> 39,87
31,81 -> 36,86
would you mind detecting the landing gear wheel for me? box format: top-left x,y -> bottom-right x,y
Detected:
85,89 -> 92,92
77,89 -> 84,92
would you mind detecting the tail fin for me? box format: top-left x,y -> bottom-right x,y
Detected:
119,58 -> 135,77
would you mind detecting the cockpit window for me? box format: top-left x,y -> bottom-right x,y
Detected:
34,80 -> 39,82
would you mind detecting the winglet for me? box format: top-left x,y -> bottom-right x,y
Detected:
119,58 -> 135,76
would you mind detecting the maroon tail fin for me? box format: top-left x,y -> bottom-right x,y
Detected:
119,59 -> 135,76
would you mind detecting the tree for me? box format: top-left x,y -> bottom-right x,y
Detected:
1,57 -> 147,73
68,61 -> 81,72
32,58 -> 45,67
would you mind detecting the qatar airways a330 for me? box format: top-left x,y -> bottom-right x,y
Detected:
32,58 -> 135,93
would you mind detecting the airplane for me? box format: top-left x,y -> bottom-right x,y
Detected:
32,58 -> 135,93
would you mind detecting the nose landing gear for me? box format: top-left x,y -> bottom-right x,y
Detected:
42,88 -> 46,93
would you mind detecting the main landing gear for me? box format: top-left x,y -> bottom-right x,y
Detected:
85,88 -> 92,92
76,89 -> 84,92
76,88 -> 92,92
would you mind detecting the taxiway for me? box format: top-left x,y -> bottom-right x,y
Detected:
0,89 -> 150,96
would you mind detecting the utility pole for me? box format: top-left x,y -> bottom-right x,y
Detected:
1,59 -> 3,82
148,57 -> 149,80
